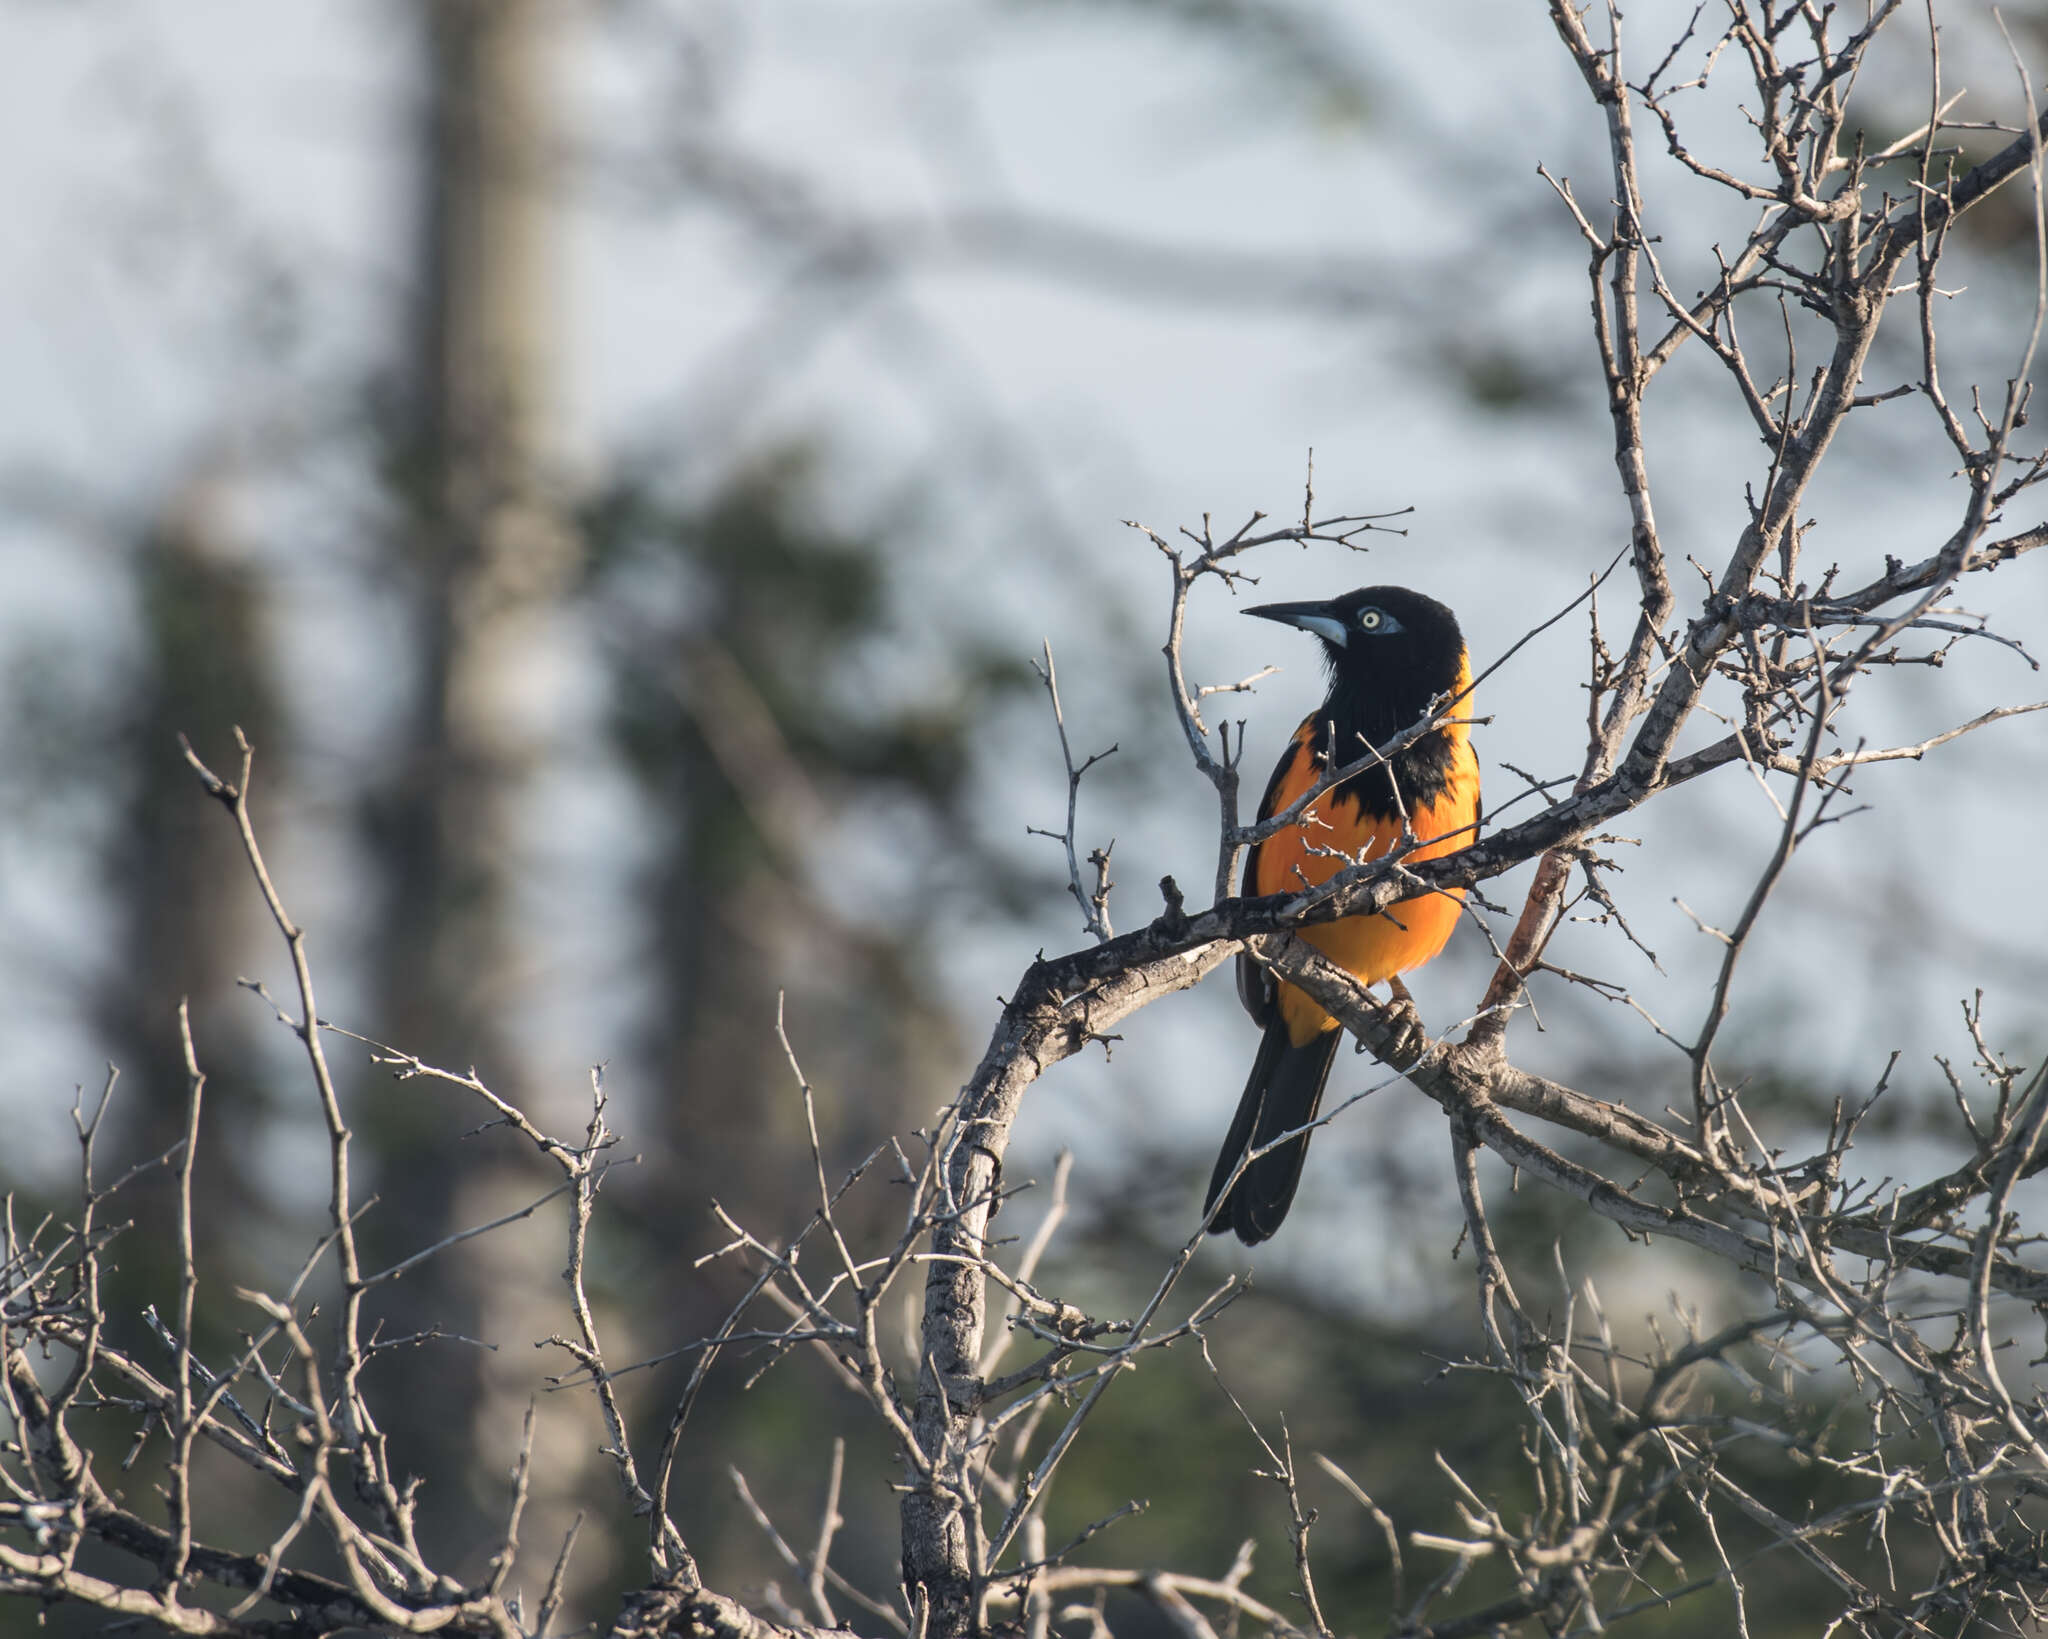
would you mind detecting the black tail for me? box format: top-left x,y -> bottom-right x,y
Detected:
1204,1023 -> 1342,1244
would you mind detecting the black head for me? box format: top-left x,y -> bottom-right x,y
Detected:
1243,585 -> 1468,706
1241,586 -> 1470,818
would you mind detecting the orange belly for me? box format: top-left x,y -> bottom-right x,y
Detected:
1253,725 -> 1479,1045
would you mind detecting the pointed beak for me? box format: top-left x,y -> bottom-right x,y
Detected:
1243,599 -> 1349,647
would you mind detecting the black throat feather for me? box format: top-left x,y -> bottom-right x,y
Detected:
1307,650 -> 1463,825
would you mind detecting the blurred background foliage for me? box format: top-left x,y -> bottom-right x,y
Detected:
2,1 -> 2045,1634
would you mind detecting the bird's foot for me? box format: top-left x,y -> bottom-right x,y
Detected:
1379,975 -> 1430,1067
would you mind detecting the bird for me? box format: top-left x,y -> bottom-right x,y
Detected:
1204,586 -> 1481,1244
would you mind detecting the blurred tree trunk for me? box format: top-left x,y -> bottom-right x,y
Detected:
585,463 -> 1016,1583
99,473 -> 279,1322
362,0 -> 590,1586
381,4 -> 562,1055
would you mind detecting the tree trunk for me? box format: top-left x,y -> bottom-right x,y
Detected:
363,0 -> 590,1589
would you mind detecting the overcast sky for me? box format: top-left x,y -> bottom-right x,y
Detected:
5,0 -> 2046,1303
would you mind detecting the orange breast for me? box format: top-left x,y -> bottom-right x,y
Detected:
1253,719 -> 1480,1045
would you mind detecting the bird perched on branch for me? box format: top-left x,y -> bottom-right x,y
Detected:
1205,586 -> 1481,1244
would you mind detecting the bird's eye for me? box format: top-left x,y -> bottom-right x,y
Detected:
1358,608 -> 1384,630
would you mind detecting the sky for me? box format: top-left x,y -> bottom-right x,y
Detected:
4,0 -> 2047,1306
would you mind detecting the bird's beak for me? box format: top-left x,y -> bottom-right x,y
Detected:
1243,599 -> 1349,647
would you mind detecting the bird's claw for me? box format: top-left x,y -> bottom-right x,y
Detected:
1379,975 -> 1429,1067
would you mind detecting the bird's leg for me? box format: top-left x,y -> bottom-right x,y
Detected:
1380,974 -> 1429,1067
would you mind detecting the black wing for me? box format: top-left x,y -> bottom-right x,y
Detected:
1235,725 -> 1312,1029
